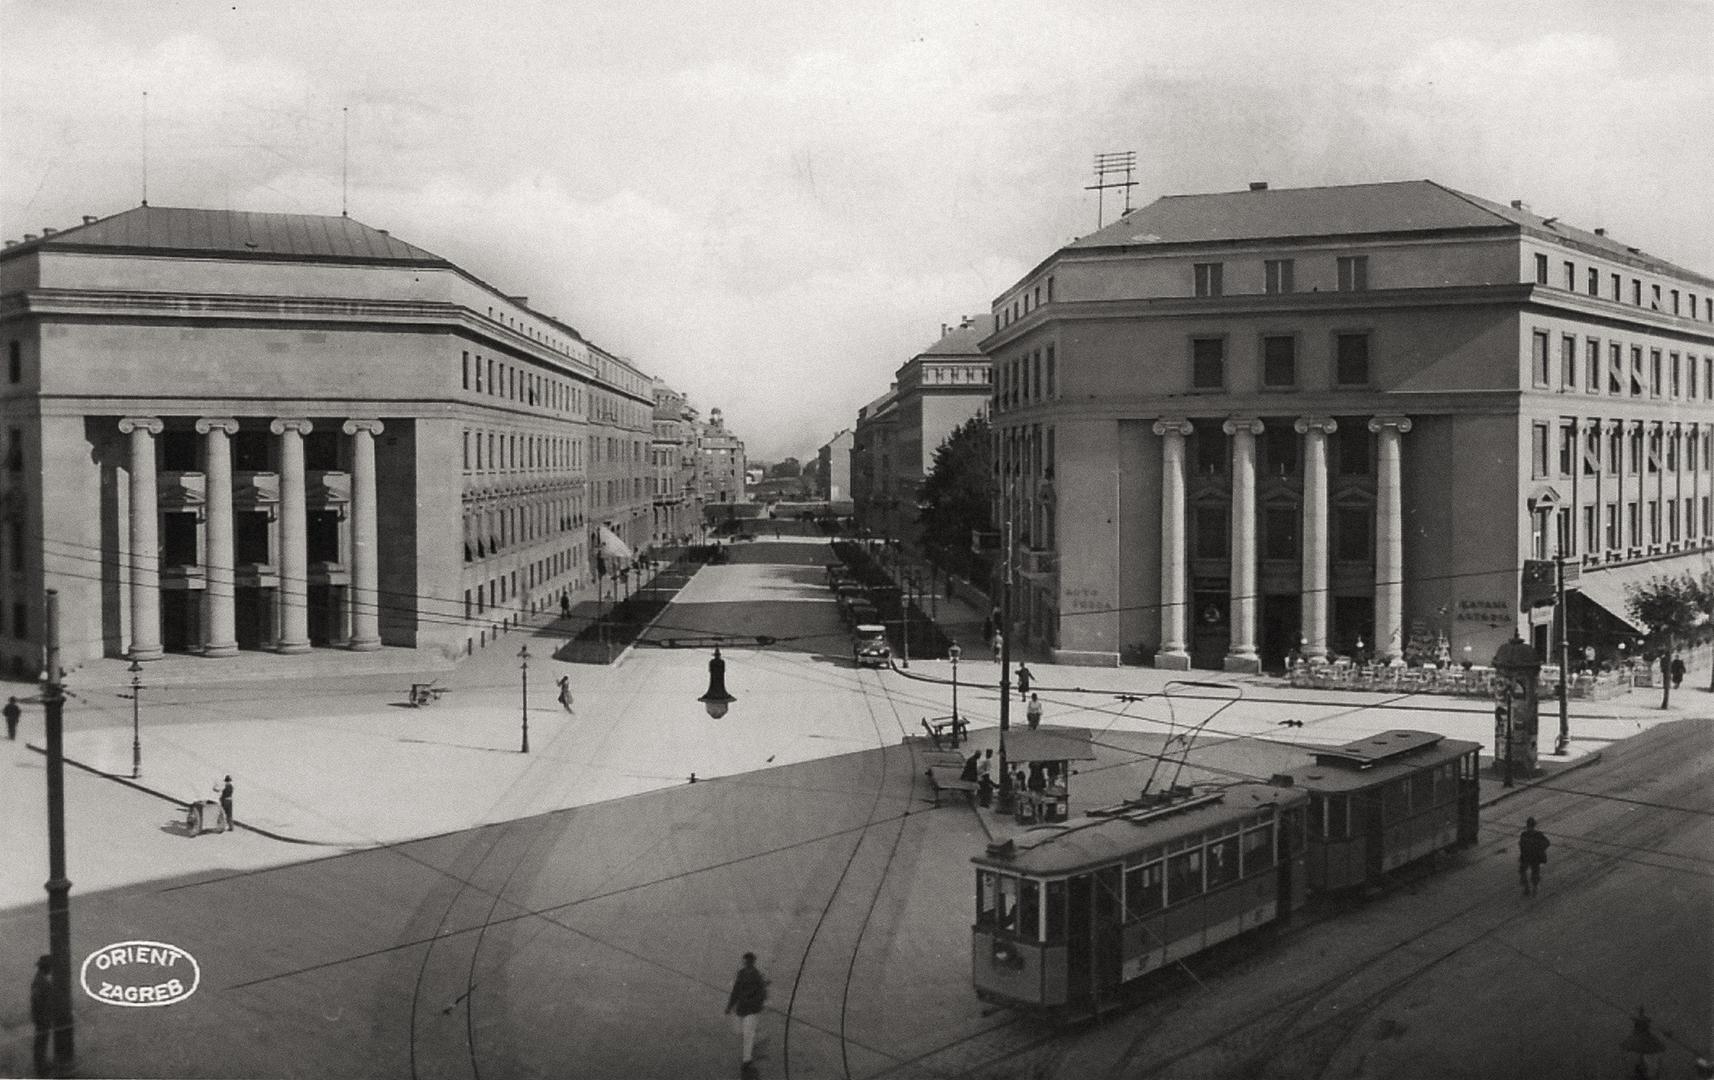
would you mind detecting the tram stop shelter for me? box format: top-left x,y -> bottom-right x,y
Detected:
1004,726 -> 1097,824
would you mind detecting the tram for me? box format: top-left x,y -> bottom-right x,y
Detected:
972,783 -> 1309,1009
970,730 -> 1481,1010
1280,729 -> 1482,892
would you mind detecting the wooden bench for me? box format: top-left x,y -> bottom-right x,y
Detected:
408,682 -> 446,707
920,716 -> 967,749
927,766 -> 979,808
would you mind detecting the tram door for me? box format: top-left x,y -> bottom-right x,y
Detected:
1092,866 -> 1123,999
1066,874 -> 1092,1002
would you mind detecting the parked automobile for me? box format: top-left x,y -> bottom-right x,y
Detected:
853,624 -> 892,667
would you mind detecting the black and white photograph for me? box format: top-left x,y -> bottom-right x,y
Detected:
2,1 -> 1710,1077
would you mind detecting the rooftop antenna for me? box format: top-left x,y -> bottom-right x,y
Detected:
141,91 -> 149,206
1085,151 -> 1137,230
341,106 -> 349,217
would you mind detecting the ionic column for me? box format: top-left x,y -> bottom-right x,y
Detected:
119,417 -> 165,660
1224,417 -> 1264,673
1295,417 -> 1337,662
271,418 -> 313,654
1369,415 -> 1413,665
196,418 -> 240,657
1152,418 -> 1193,669
343,419 -> 385,651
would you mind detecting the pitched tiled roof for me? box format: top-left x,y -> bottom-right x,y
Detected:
4,205 -> 447,264
919,314 -> 997,357
1068,180 -> 1711,285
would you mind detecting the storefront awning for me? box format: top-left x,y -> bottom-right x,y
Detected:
597,525 -> 635,563
1573,552 -> 1714,635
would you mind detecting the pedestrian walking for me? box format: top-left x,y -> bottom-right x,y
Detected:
724,951 -> 769,1072
980,613 -> 994,644
979,748 -> 994,784
4,695 -> 20,740
1518,817 -> 1550,896
992,629 -> 1004,661
960,749 -> 980,783
556,674 -> 575,714
559,591 -> 571,619
215,775 -> 235,832
32,954 -> 56,1077
1015,663 -> 1032,699
1025,693 -> 1042,730
1670,656 -> 1686,689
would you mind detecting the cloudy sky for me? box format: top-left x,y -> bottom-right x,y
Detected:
4,0 -> 1711,461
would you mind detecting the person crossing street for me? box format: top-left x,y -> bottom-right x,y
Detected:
1518,817 -> 1550,896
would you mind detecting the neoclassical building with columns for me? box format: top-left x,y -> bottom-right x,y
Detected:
985,180 -> 1714,670
0,205 -> 667,672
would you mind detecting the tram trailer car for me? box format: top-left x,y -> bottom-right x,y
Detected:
970,731 -> 1481,1010
1280,730 -> 1482,893
972,783 -> 1309,1009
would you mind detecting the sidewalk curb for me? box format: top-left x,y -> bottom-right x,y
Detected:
25,742 -> 342,847
1478,750 -> 1604,809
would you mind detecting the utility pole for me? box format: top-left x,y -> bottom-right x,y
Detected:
518,645 -> 530,754
42,590 -> 76,1066
1554,554 -> 1570,755
997,521 -> 1015,813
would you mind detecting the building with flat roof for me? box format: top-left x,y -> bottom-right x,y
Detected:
983,180 -> 1714,669
0,205 -> 672,671
817,428 -> 854,506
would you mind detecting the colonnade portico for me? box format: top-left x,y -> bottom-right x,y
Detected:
1153,413 -> 1411,672
119,414 -> 386,660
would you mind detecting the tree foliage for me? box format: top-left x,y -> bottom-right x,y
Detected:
918,414 -> 992,581
1626,570 -> 1713,708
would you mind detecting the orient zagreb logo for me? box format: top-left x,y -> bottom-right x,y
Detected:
80,941 -> 201,1007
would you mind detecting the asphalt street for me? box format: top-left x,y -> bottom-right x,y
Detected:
0,534 -> 1706,1078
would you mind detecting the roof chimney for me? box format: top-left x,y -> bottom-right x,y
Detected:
3,240 -> 16,248
1510,199 -> 1528,211
1249,181 -> 1269,191
82,215 -> 98,225
41,227 -> 57,236
1594,227 -> 1607,237
23,234 -> 37,242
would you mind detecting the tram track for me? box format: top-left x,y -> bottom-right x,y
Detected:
780,659 -> 914,1079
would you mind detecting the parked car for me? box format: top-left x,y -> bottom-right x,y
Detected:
846,600 -> 880,627
853,624 -> 892,667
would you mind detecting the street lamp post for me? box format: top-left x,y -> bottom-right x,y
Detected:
127,657 -> 143,779
997,520 -> 1016,814
41,590 -> 75,1067
518,645 -> 530,754
948,641 -> 961,729
900,573 -> 912,670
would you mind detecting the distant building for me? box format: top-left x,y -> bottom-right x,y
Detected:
984,180 -> 1714,669
697,407 -> 747,509
0,205 -> 669,671
853,317 -> 994,547
651,380 -> 701,543
817,428 -> 854,505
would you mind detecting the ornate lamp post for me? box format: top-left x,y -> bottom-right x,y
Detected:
1620,1005 -> 1665,1078
948,641 -> 961,729
127,657 -> 143,779
518,645 -> 531,754
699,647 -> 736,718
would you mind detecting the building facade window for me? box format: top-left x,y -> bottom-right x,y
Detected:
1335,506 -> 1369,561
1609,343 -> 1623,396
1334,332 -> 1370,385
1193,263 -> 1224,298
1262,335 -> 1296,388
1337,256 -> 1369,292
1531,331 -> 1550,388
1531,422 -> 1550,478
1587,267 -> 1599,296
1534,254 -> 1549,285
7,341 -> 19,383
1557,421 -> 1575,477
1561,335 -> 1576,389
1563,261 -> 1575,291
1586,338 -> 1601,392
1191,337 -> 1225,389
1264,505 -> 1300,560
1264,259 -> 1295,294
1335,425 -> 1370,475
1195,506 -> 1228,560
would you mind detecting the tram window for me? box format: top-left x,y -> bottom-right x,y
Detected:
1411,769 -> 1434,809
998,875 -> 1021,931
1166,849 -> 1203,903
1125,863 -> 1163,919
1017,880 -> 1041,941
1309,794 -> 1326,838
1436,763 -> 1457,800
1381,781 -> 1407,826
1207,836 -> 1240,888
1242,824 -> 1275,873
1327,797 -> 1350,840
976,871 -> 998,928
1045,880 -> 1066,943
